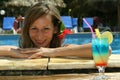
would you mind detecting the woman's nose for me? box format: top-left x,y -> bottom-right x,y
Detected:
37,30 -> 44,39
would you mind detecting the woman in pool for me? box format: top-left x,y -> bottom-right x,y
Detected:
0,2 -> 112,59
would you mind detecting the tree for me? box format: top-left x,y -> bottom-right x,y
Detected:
63,0 -> 118,31
118,0 -> 120,31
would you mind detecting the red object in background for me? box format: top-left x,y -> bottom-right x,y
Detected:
13,16 -> 24,34
58,29 -> 73,39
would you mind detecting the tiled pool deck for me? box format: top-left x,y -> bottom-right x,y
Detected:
0,54 -> 120,80
0,54 -> 119,71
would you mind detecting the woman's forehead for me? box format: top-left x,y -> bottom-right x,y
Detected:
38,14 -> 52,23
31,14 -> 53,27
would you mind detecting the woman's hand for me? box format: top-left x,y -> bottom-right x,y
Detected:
20,47 -> 55,59
8,48 -> 30,58
0,46 -> 29,58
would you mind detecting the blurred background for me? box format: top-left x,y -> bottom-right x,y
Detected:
0,0 -> 119,33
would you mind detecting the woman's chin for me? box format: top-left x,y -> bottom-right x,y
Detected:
36,44 -> 47,48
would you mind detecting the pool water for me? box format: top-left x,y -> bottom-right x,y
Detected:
63,33 -> 120,54
0,35 -> 19,46
0,33 -> 120,54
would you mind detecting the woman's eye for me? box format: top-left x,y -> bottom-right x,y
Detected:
42,27 -> 51,33
30,27 -> 37,30
44,27 -> 50,30
30,27 -> 38,32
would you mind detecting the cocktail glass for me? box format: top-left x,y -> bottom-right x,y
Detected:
92,38 -> 109,80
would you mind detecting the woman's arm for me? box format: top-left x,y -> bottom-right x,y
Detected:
0,46 -> 29,58
0,45 -> 17,56
48,43 -> 112,58
21,43 -> 93,59
21,43 -> 112,59
49,43 -> 112,58
52,43 -> 93,58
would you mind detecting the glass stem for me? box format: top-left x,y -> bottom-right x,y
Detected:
97,66 -> 105,76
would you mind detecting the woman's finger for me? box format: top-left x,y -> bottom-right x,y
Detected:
10,48 -> 30,58
14,54 -> 29,58
19,48 -> 39,51
28,53 -> 42,59
20,48 -> 40,54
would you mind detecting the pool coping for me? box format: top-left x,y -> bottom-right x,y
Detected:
0,54 -> 119,70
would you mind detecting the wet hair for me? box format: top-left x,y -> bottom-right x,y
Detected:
19,2 -> 62,48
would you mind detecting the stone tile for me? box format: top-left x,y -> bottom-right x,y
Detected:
0,54 -> 119,70
48,54 -> 120,70
48,57 -> 95,69
0,58 -> 49,70
108,54 -> 120,68
0,58 -> 14,70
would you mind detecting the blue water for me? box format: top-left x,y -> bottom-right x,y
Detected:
0,33 -> 120,54
63,33 -> 120,54
0,35 -> 20,46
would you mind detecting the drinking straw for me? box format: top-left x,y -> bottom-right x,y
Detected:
83,18 -> 105,65
83,18 -> 95,38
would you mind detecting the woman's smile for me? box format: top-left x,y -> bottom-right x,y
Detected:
36,40 -> 46,45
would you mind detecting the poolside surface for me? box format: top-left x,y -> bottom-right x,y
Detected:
0,54 -> 120,79
0,54 -> 119,70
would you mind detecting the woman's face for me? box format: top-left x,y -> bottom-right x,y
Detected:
29,15 -> 57,48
